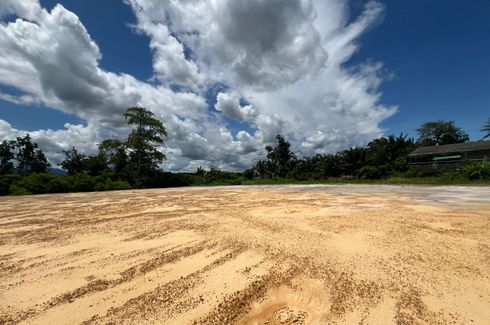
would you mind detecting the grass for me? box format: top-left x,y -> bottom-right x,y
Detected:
199,177 -> 490,187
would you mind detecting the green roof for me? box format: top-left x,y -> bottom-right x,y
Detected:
433,155 -> 461,161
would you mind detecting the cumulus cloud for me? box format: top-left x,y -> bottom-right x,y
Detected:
0,0 -> 397,171
0,0 -> 41,20
215,92 -> 257,123
0,119 -> 107,164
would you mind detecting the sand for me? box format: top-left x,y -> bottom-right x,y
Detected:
0,185 -> 489,324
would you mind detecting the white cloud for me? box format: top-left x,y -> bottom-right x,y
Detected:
0,0 -> 41,20
215,92 -> 257,123
0,0 -> 397,171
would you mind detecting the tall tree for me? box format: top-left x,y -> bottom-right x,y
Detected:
416,121 -> 469,146
265,134 -> 296,178
13,134 -> 49,175
84,153 -> 109,176
482,118 -> 490,139
255,160 -> 268,179
341,147 -> 367,177
367,134 -> 415,165
0,140 -> 14,174
60,147 -> 87,175
123,107 -> 167,180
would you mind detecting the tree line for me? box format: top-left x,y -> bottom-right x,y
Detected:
1,110 -> 489,195
243,120 -> 489,182
0,107 -> 179,195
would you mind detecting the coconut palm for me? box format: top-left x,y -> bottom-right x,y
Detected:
482,118 -> 490,139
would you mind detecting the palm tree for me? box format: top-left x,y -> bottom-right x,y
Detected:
341,147 -> 367,177
482,118 -> 490,139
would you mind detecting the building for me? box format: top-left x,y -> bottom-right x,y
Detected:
408,141 -> 490,169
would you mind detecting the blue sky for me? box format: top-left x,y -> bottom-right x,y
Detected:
0,0 -> 489,170
350,0 -> 490,139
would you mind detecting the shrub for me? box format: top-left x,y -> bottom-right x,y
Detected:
9,184 -> 31,196
462,160 -> 490,180
95,179 -> 131,191
358,165 -> 388,179
144,172 -> 193,188
0,174 -> 21,195
69,173 -> 96,192
243,168 -> 255,180
11,173 -> 57,194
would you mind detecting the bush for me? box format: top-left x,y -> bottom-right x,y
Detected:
4,172 -> 133,195
441,170 -> 464,181
461,160 -> 490,180
95,179 -> 131,191
243,168 -> 255,180
11,173 -> 58,194
9,184 -> 31,195
358,165 -> 388,179
0,174 -> 21,195
69,173 -> 96,192
144,172 -> 193,188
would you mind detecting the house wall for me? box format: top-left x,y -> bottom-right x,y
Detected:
464,149 -> 490,160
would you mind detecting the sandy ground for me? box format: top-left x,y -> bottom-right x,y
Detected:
0,185 -> 489,324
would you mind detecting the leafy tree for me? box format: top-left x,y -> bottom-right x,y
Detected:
0,174 -> 21,195
482,118 -> 490,139
289,156 -> 316,180
60,147 -> 87,175
196,166 -> 205,176
242,168 -> 254,179
318,154 -> 343,178
416,121 -> 469,146
84,153 -> 109,176
13,134 -> 49,175
255,160 -> 268,179
341,147 -> 367,177
0,140 -> 14,174
368,135 -> 414,165
265,134 -> 296,178
357,134 -> 416,179
123,107 -> 167,181
99,140 -> 128,175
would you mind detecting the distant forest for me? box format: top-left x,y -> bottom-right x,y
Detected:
1,108 -> 489,195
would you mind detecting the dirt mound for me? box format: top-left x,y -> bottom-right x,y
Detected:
243,279 -> 328,324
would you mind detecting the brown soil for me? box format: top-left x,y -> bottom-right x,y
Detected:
0,185 -> 489,324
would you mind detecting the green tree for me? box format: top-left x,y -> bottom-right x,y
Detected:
242,168 -> 254,179
255,160 -> 268,179
416,121 -> 469,146
0,140 -> 14,174
60,147 -> 87,175
84,153 -> 108,176
318,154 -> 343,178
123,107 -> 167,181
482,118 -> 490,139
196,166 -> 206,176
341,147 -> 367,177
13,134 -> 49,175
99,139 -> 128,175
367,134 -> 415,166
265,134 -> 296,178
359,134 -> 416,179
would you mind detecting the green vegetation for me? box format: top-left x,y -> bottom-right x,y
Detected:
123,107 -> 168,185
0,114 -> 489,196
247,133 -> 417,181
7,172 -> 131,195
416,120 -> 469,146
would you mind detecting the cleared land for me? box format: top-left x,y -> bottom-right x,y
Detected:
0,185 -> 489,324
